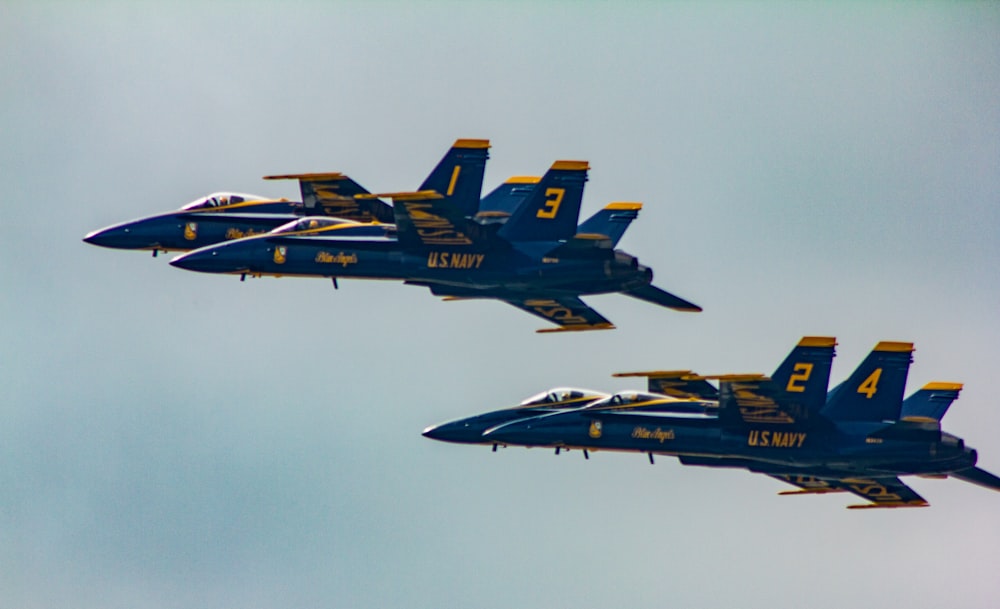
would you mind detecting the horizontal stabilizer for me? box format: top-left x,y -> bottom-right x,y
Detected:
623,284 -> 702,312
575,202 -> 643,248
901,382 -> 963,422
951,467 -> 1000,492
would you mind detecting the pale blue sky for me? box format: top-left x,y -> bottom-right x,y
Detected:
2,3 -> 999,608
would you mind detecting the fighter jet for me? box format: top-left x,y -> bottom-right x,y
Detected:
422,388 -> 609,447
170,160 -> 701,331
451,337 -> 1000,508
82,139 -> 491,255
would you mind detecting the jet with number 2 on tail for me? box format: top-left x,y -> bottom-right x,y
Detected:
435,337 -> 1000,508
82,139 -> 493,255
170,160 -> 701,331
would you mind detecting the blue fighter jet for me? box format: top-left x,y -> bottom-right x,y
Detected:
170,160 -> 701,331
433,337 -> 1000,508
82,139 -> 492,255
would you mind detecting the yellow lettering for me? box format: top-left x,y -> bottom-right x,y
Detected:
536,188 -> 565,219
760,431 -> 770,447
857,368 -> 882,399
786,362 -> 813,393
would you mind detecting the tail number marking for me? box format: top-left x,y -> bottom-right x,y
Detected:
536,188 -> 565,219
857,368 -> 882,399
785,363 -> 814,393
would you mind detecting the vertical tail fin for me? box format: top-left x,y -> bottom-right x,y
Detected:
418,139 -> 490,218
497,161 -> 589,242
765,336 -> 839,421
900,382 -> 962,422
477,176 -> 540,218
716,337 -> 837,428
821,342 -> 914,422
576,202 -> 641,247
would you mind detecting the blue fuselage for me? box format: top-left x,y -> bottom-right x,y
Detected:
483,410 -> 977,477
170,231 -> 653,297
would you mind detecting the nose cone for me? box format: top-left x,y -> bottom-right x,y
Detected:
422,420 -> 489,444
170,245 -> 246,274
83,223 -> 154,250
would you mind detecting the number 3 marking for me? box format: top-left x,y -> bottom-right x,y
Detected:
536,188 -> 565,219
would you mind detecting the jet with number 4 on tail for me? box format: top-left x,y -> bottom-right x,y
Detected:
170,159 -> 701,331
82,139 -> 492,255
443,337 -> 1000,508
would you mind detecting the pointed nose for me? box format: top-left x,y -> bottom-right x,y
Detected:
170,249 -> 226,273
83,225 -> 141,249
422,421 -> 481,444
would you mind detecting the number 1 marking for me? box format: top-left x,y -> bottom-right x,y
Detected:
446,166 -> 461,196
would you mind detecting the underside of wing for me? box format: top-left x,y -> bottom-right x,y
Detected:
623,284 -> 702,312
503,296 -> 615,333
771,474 -> 929,509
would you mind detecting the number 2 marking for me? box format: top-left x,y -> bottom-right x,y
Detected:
857,368 -> 882,399
785,363 -> 813,393
536,188 -> 565,219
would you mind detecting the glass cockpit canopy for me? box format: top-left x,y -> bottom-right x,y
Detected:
271,217 -> 352,234
587,391 -> 670,409
180,192 -> 265,210
516,387 -> 607,409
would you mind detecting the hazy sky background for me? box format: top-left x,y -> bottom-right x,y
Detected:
2,2 -> 999,608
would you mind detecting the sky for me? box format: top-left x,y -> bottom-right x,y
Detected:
2,2 -> 999,607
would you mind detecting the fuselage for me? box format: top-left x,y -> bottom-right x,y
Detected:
83,197 -> 303,252
170,228 -> 654,297
483,408 -> 977,478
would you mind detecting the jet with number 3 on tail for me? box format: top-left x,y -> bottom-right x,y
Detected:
170,159 -> 701,332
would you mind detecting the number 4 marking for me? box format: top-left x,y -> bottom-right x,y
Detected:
536,188 -> 565,219
857,368 -> 882,399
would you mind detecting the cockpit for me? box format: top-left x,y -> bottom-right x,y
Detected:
270,217 -> 356,234
180,192 -> 265,210
603,391 -> 667,407
587,391 -> 711,414
516,387 -> 607,409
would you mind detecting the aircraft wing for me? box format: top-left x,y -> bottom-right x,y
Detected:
718,377 -> 800,426
613,370 -> 719,400
770,474 -> 929,509
389,191 -> 480,249
263,173 -> 394,223
503,296 -> 615,333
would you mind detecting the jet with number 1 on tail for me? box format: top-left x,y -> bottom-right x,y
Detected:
466,337 -> 1000,508
170,160 -> 701,331
82,139 -> 492,255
